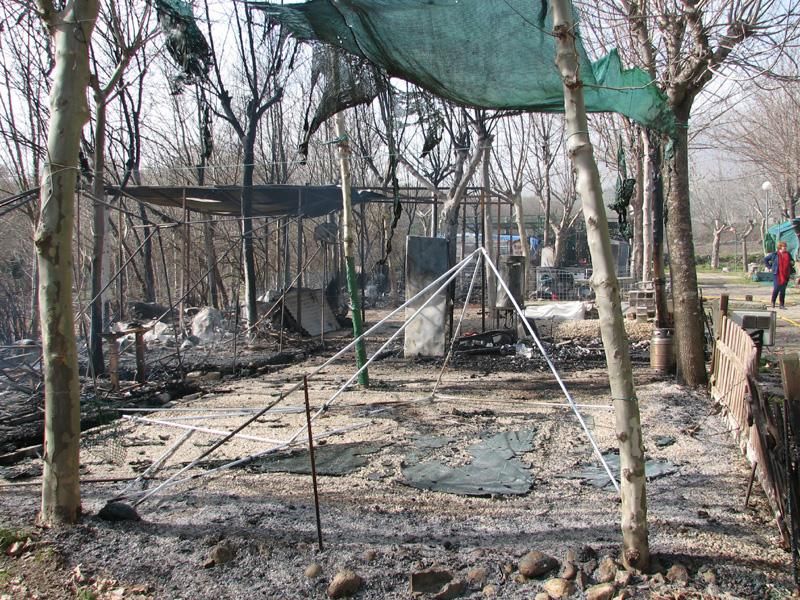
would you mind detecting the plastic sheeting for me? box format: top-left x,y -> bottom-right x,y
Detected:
401,430 -> 536,496
524,301 -> 588,321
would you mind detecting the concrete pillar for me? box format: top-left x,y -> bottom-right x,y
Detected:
404,236 -> 448,357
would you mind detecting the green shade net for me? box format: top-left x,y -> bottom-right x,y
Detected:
155,0 -> 212,84
255,0 -> 676,135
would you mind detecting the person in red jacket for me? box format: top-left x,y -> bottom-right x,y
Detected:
765,241 -> 795,309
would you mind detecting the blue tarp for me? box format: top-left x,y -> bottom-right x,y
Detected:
766,220 -> 800,257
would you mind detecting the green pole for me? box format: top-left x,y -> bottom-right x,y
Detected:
335,112 -> 369,386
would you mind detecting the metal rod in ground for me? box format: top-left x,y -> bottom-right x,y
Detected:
303,375 -> 324,551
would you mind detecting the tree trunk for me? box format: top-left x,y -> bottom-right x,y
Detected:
552,223 -> 568,267
29,239 -> 40,338
89,98 -> 109,376
711,228 -> 722,270
36,0 -> 98,526
138,204 -> 156,303
631,138 -> 644,281
551,0 -> 649,569
543,148 -> 552,248
511,190 -> 529,296
665,114 -> 707,387
241,124 -> 258,337
641,130 -> 653,282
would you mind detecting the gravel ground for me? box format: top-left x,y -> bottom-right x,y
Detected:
0,313 -> 794,599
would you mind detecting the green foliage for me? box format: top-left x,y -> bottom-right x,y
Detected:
76,588 -> 97,600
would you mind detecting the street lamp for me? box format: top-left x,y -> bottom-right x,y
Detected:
762,180 -> 772,254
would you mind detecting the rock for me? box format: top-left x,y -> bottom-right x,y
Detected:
596,557 -> 617,584
98,502 -> 141,522
466,567 -> 489,586
5,541 -> 26,557
542,577 -> 575,598
327,570 -> 363,598
613,590 -> 631,600
535,593 -> 550,600
666,563 -> 689,585
411,569 -> 453,594
156,392 -> 172,403
574,570 -> 589,590
614,570 -> 632,587
514,574 -> 528,584
363,549 -> 378,562
434,579 -> 467,600
204,541 -> 235,567
191,307 -> 224,343
184,392 -> 202,401
305,563 -> 323,579
582,559 -> 598,578
700,567 -> 717,585
561,561 -> 578,580
585,582 -> 616,600
518,551 -> 558,578
577,545 -> 597,562
502,563 -> 515,575
186,371 -> 203,382
482,584 -> 497,597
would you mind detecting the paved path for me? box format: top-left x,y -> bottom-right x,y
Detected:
697,271 -> 800,358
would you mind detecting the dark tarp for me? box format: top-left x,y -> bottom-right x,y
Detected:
113,185 -> 387,218
401,430 -> 536,496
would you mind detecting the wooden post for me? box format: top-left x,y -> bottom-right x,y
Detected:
134,329 -> 146,384
107,336 -> 120,391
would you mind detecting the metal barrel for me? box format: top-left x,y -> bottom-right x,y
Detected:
650,327 -> 675,372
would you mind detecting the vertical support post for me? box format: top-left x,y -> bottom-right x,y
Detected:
297,193 -> 303,330
134,329 -> 146,384
264,218 -> 270,293
360,202 -> 367,325
303,375 -> 324,551
107,336 -> 120,392
335,112 -> 369,386
180,190 -> 189,332
432,193 -> 438,238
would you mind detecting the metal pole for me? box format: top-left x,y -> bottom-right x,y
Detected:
297,192 -> 303,330
303,375 -> 324,551
335,112 -> 369,386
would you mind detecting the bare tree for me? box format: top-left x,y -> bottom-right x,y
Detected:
578,0 -> 800,386
200,1 -> 294,334
34,0 -> 99,526
86,0 -> 153,375
524,116 -> 583,266
722,82 -> 800,243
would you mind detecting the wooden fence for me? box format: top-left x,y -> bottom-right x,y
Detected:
711,314 -> 800,584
